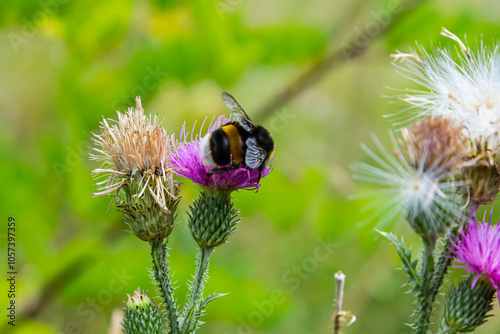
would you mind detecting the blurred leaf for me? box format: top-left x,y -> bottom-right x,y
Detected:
378,230 -> 420,289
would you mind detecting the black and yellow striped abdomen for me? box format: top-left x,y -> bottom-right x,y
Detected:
209,124 -> 246,166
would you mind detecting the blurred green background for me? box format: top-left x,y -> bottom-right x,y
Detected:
2,0 -> 500,333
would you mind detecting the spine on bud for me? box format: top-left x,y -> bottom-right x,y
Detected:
463,166 -> 500,205
439,277 -> 495,334
122,288 -> 166,334
187,190 -> 240,248
119,172 -> 180,242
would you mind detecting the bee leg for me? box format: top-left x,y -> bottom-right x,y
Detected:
206,170 -> 214,184
206,165 -> 240,184
255,169 -> 264,192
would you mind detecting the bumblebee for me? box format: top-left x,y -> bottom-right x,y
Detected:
199,92 -> 275,182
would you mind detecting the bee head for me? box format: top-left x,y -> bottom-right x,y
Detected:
253,126 -> 274,153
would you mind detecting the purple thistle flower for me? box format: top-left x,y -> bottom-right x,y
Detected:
169,115 -> 273,191
450,212 -> 500,293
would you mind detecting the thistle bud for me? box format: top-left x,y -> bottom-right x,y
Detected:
405,185 -> 466,244
187,190 -> 240,248
122,288 -> 166,334
119,178 -> 180,241
440,278 -> 495,333
125,288 -> 151,309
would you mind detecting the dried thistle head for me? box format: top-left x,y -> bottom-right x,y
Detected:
399,116 -> 472,176
91,96 -> 176,211
390,28 -> 500,206
93,97 -> 168,176
468,136 -> 500,169
90,97 -> 180,241
399,116 -> 500,206
459,137 -> 500,205
463,166 -> 500,205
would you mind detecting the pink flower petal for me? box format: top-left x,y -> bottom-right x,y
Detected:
452,211 -> 500,294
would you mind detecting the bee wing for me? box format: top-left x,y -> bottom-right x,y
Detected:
221,92 -> 255,132
245,137 -> 267,169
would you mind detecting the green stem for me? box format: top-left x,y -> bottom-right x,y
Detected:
181,246 -> 214,333
415,238 -> 436,334
427,202 -> 476,321
414,202 -> 476,333
428,227 -> 458,302
150,239 -> 179,334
